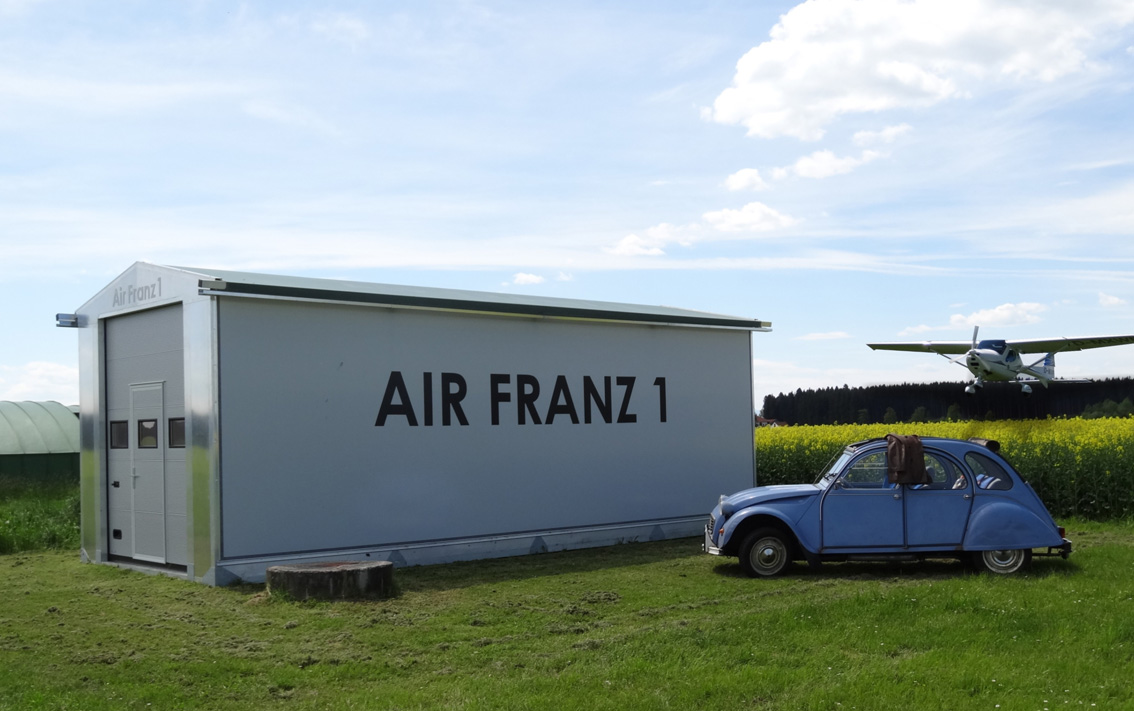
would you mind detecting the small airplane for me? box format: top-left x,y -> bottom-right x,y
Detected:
867,327 -> 1134,395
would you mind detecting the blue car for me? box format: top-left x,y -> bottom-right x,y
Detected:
704,436 -> 1072,577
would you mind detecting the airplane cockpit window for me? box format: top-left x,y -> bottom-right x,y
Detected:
977,340 -> 1008,354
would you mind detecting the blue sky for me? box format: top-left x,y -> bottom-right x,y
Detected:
3,0 -> 1134,410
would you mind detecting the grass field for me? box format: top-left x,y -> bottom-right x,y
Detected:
0,471 -> 79,555
2,520 -> 1132,710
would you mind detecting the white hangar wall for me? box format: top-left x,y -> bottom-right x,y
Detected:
67,263 -> 770,586
217,297 -> 755,560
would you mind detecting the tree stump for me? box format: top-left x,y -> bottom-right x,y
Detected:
266,560 -> 395,600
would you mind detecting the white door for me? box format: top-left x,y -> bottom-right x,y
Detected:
129,382 -> 167,563
105,304 -> 186,566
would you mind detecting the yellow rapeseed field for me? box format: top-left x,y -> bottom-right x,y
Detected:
754,418 -> 1134,520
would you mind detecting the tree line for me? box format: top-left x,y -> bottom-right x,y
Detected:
761,378 -> 1134,425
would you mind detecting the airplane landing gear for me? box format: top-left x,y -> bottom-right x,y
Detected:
965,380 -> 984,396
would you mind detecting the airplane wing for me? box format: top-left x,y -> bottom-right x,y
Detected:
1006,335 -> 1134,354
866,341 -> 972,355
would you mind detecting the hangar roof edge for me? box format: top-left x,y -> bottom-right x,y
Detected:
165,264 -> 772,331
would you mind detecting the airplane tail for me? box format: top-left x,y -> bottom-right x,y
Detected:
1019,353 -> 1056,385
1024,353 -> 1092,386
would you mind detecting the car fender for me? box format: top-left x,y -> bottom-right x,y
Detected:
964,499 -> 1063,550
719,505 -> 816,554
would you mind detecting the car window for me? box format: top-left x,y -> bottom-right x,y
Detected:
965,452 -> 1014,490
816,450 -> 854,485
840,452 -> 890,488
916,453 -> 967,490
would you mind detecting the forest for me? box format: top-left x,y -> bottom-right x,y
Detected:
760,377 -> 1134,425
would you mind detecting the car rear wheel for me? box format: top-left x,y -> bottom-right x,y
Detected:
739,528 -> 792,578
973,548 -> 1032,575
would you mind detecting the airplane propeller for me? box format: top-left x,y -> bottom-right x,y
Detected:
949,326 -> 979,365
963,326 -> 983,394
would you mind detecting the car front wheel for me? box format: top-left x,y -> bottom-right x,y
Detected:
739,528 -> 792,578
973,548 -> 1032,575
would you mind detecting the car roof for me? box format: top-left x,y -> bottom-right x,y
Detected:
847,436 -> 1003,457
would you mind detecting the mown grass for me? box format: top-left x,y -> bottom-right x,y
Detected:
2,520 -> 1132,710
0,472 -> 80,555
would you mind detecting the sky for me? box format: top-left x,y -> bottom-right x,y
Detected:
3,0 -> 1134,411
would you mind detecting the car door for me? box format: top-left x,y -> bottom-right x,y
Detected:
821,450 -> 905,549
904,450 -> 973,547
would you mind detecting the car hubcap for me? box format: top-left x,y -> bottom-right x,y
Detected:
755,540 -> 785,572
984,549 -> 1023,572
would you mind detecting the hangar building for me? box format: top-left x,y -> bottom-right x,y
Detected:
0,400 -> 80,478
61,263 -> 770,585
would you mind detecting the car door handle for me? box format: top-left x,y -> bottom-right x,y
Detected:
893,494 -> 901,500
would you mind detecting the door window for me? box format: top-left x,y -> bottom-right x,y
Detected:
966,452 -> 1014,490
918,453 -> 968,490
168,418 -> 186,449
109,421 -> 129,449
840,452 -> 890,488
137,419 -> 159,449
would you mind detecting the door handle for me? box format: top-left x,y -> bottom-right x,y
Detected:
893,493 -> 901,500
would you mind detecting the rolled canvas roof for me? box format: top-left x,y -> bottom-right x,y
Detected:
0,401 -> 80,456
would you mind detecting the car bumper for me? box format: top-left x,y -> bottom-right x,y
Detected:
703,525 -> 723,556
1034,537 -> 1072,558
1054,537 -> 1072,558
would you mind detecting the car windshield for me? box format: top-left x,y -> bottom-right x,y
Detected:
815,449 -> 853,485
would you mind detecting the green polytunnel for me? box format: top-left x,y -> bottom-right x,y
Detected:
0,401 -> 80,479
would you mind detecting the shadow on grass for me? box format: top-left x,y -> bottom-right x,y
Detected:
394,537 -> 704,592
34,538 -> 705,602
710,554 -> 1079,581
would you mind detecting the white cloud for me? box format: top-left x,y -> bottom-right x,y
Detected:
1065,158 -> 1134,171
310,13 -> 372,47
511,272 -> 545,285
1099,292 -> 1127,307
241,101 -> 340,136
609,202 -> 798,256
0,71 -> 242,115
708,0 -> 1134,141
1037,181 -> 1134,234
724,168 -> 770,192
702,202 -> 798,232
607,223 -> 701,257
949,302 -> 1047,328
0,361 -> 79,403
796,331 -> 852,341
0,0 -> 43,15
774,149 -> 881,180
853,124 -> 913,147
555,272 -> 574,282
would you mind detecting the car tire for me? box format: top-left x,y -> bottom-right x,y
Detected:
973,548 -> 1032,575
739,528 -> 792,578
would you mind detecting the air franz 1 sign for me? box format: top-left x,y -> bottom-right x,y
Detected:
375,371 -> 668,427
